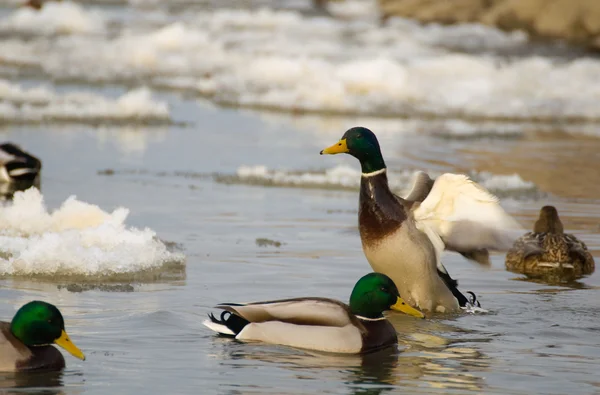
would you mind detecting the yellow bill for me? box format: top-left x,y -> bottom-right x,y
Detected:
54,330 -> 86,360
391,297 -> 425,318
320,139 -> 349,155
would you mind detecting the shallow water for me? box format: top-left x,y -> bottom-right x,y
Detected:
1,1 -> 600,394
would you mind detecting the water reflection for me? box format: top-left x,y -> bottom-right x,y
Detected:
389,314 -> 490,393
0,370 -> 66,395
215,343 -> 401,395
511,273 -> 593,288
95,126 -> 168,157
346,347 -> 400,395
209,314 -> 492,394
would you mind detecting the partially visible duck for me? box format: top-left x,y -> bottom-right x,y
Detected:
505,206 -> 595,279
1,301 -> 85,372
23,0 -> 42,10
22,0 -> 61,10
320,127 -> 520,313
0,143 -> 41,185
204,272 -> 424,354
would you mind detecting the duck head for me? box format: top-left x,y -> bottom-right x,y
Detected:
10,301 -> 85,360
320,127 -> 387,174
533,206 -> 564,234
349,273 -> 424,319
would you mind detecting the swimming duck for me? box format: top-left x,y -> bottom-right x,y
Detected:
0,143 -> 42,185
1,301 -> 85,372
505,206 -> 595,278
204,272 -> 424,354
320,127 -> 520,313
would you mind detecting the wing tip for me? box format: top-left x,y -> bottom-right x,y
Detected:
439,173 -> 500,202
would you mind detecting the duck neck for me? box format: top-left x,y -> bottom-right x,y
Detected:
534,215 -> 564,234
359,155 -> 386,175
349,298 -> 384,319
359,169 -> 407,244
360,169 -> 398,204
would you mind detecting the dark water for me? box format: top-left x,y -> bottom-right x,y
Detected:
1,1 -> 600,394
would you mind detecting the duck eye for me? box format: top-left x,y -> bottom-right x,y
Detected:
380,287 -> 388,293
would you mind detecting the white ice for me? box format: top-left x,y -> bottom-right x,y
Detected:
0,1 -> 598,126
0,80 -> 171,123
0,1 -> 106,35
234,165 -> 536,198
0,188 -> 184,277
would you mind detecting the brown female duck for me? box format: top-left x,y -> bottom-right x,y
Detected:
505,206 -> 595,278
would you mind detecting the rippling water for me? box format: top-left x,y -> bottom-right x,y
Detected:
1,1 -> 600,394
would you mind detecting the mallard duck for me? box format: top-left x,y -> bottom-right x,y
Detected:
505,206 -> 595,278
320,127 -> 520,313
0,143 -> 42,185
203,272 -> 424,354
1,301 -> 85,372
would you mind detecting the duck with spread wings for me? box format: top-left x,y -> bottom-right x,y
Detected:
321,127 -> 521,313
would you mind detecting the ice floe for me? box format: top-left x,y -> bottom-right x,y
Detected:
0,188 -> 184,278
221,164 -> 540,200
0,80 -> 171,124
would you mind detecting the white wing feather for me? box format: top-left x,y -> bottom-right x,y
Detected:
415,220 -> 444,267
413,173 -> 523,252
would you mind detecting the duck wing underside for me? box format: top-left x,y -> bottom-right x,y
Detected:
403,171 -> 434,203
411,173 -> 522,265
400,172 -> 493,266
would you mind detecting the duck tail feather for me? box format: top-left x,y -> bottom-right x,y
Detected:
203,311 -> 249,337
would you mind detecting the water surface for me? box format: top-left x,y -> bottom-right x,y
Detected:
1,1 -> 600,394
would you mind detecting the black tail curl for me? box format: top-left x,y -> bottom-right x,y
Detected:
208,310 -> 249,336
466,291 -> 481,308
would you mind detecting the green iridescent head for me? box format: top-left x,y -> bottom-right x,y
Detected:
320,127 -> 386,173
10,301 -> 85,360
349,273 -> 424,319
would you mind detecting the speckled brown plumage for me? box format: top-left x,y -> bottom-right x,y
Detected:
505,206 -> 595,280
